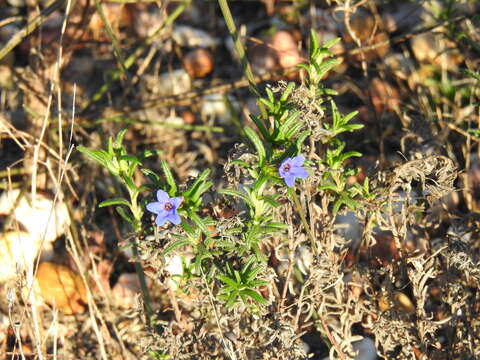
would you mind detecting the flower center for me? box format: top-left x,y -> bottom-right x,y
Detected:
283,164 -> 291,172
164,202 -> 173,211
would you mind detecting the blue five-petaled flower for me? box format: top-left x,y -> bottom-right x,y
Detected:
146,190 -> 182,226
279,155 -> 308,187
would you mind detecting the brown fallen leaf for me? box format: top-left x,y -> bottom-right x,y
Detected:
35,262 -> 88,315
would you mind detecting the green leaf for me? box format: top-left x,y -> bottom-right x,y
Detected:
241,289 -> 268,305
141,168 -> 161,183
180,220 -> 198,238
323,37 -> 341,49
218,275 -> 239,289
245,279 -> 268,288
163,239 -> 193,256
260,195 -> 281,208
123,175 -> 137,192
119,155 -> 141,164
258,98 -> 275,113
295,130 -> 311,152
99,197 -> 130,208
244,127 -> 266,166
116,206 -> 133,223
77,146 -> 112,169
183,169 -> 212,199
140,149 -> 159,160
245,265 -> 264,282
342,110 -> 358,125
188,210 -> 209,235
284,120 -> 304,140
264,222 -> 288,230
114,127 -> 129,149
319,182 -> 340,193
161,160 -> 177,195
225,291 -> 238,307
220,188 -> 252,205
266,86 -> 275,103
342,124 -> 364,132
279,110 -> 300,134
309,28 -> 319,56
280,82 -> 295,102
250,114 -> 271,142
338,151 -> 362,162
316,58 -> 340,81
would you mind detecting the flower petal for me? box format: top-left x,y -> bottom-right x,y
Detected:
290,155 -> 305,166
279,158 -> 292,178
155,214 -> 168,226
291,166 -> 308,179
284,174 -> 296,187
146,202 -> 163,214
156,190 -> 170,203
167,212 -> 181,225
170,196 -> 183,208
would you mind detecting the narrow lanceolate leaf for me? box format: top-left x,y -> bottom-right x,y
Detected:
244,127 -> 266,165
249,114 -> 271,143
342,110 -> 358,125
114,127 -> 129,149
141,168 -> 161,182
219,189 -> 252,206
241,289 -> 268,305
260,195 -> 281,208
188,209 -> 209,235
77,146 -> 111,168
280,81 -> 295,102
99,198 -> 130,208
284,120 -> 304,140
183,169 -> 211,198
116,206 -> 133,224
295,130 -> 311,150
218,275 -> 239,289
258,98 -> 275,113
323,37 -> 341,50
309,28 -> 319,55
162,238 -> 193,256
191,181 -> 213,203
160,160 -> 177,195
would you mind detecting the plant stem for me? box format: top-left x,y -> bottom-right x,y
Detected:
288,187 -> 317,255
129,190 -> 154,327
132,235 -> 154,327
217,0 -> 260,98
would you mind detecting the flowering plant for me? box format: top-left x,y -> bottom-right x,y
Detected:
279,155 -> 308,187
146,190 -> 182,226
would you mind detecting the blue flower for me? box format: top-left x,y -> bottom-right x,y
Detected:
146,190 -> 182,226
279,155 -> 308,187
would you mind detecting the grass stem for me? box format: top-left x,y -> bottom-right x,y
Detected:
288,187 -> 317,255
217,0 -> 260,98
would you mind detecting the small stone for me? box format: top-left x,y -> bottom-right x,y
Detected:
0,189 -> 71,245
172,25 -> 217,48
183,48 -> 214,79
411,32 -> 463,71
148,69 -> 191,96
0,231 -> 37,282
369,77 -> 400,114
271,30 -> 302,70
112,273 -> 141,309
